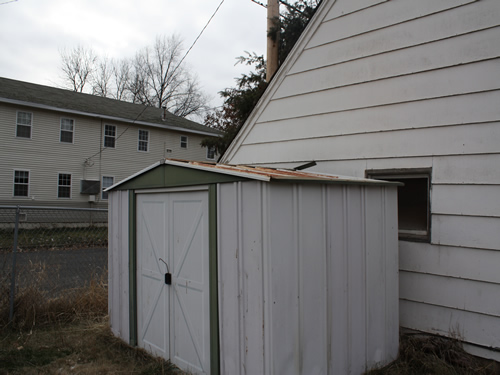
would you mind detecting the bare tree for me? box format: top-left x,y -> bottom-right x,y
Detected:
111,58 -> 131,101
128,58 -> 149,105
59,45 -> 97,92
170,75 -> 208,118
133,35 -> 206,111
92,57 -> 112,97
59,35 -> 209,119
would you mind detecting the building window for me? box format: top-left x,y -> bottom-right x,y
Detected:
138,130 -> 149,152
104,125 -> 116,148
16,111 -> 32,138
58,173 -> 72,198
102,176 -> 114,200
13,170 -> 30,197
180,135 -> 188,148
206,146 -> 216,160
60,118 -> 74,143
366,169 -> 431,242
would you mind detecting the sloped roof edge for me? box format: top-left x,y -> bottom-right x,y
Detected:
106,158 -> 400,191
220,0 -> 336,162
0,77 -> 221,137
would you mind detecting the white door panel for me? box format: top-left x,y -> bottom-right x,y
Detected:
137,197 -> 169,358
137,191 -> 210,375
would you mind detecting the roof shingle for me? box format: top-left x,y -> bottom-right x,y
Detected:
0,77 -> 220,136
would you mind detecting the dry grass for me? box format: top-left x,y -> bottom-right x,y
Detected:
2,265 -> 498,375
366,332 -> 500,375
0,276 -> 183,374
0,317 -> 183,374
1,276 -> 108,330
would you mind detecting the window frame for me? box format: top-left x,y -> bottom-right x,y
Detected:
104,124 -> 116,148
206,146 -> 216,160
138,129 -> 149,152
60,117 -> 75,144
101,176 -> 114,200
366,168 -> 432,242
57,173 -> 72,199
180,135 -> 188,149
16,111 -> 33,139
13,169 -> 30,198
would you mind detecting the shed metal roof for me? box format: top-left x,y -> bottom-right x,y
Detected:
0,77 -> 221,137
107,158 -> 400,191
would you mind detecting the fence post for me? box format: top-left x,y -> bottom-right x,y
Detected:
9,206 -> 20,323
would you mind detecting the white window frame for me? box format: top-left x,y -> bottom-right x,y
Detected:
60,118 -> 75,144
13,169 -> 30,198
16,111 -> 33,139
102,176 -> 114,200
206,146 -> 216,160
180,135 -> 188,149
366,168 -> 431,242
104,124 -> 116,148
57,173 -> 72,199
138,129 -> 149,152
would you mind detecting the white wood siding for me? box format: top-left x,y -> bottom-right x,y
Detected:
217,181 -> 399,375
0,102 -> 213,207
108,190 -> 130,343
222,0 -> 500,357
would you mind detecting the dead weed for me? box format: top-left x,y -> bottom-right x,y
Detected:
367,332 -> 500,375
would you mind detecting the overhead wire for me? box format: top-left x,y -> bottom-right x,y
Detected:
170,0 -> 226,78
84,104 -> 149,163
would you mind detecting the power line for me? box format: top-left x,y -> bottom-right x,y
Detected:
173,0 -> 226,75
250,0 -> 267,8
0,0 -> 18,5
84,104 -> 150,163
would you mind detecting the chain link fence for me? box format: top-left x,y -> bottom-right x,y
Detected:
0,205 -> 108,323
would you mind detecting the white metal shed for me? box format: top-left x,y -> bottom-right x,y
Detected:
107,158 -> 400,375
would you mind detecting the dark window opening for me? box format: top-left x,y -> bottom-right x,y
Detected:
104,125 -> 116,148
58,173 -> 72,198
206,146 -> 216,160
367,169 -> 431,242
138,130 -> 149,152
102,176 -> 114,200
60,118 -> 74,143
14,170 -> 29,197
180,135 -> 188,149
16,111 -> 32,139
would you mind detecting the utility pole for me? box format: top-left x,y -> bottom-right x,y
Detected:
266,0 -> 280,82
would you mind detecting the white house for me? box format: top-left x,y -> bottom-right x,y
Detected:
221,0 -> 500,361
0,77 -> 220,208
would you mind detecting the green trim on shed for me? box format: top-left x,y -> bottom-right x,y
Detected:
128,190 -> 138,347
113,164 -> 249,191
127,184 -> 221,373
208,185 -> 220,375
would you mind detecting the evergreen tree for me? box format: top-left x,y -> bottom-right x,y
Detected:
202,0 -> 320,158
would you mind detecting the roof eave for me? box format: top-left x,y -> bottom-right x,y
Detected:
0,97 -> 221,137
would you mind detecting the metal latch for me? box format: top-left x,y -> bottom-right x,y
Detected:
159,258 -> 172,285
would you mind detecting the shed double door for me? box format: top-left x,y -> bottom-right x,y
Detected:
136,190 -> 210,374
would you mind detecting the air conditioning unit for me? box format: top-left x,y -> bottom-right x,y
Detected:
80,180 -> 100,195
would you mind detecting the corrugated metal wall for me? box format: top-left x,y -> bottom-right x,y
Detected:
217,181 -> 399,375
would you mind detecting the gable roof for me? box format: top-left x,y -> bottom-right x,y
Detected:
0,76 -> 221,137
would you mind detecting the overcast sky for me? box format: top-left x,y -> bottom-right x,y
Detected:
0,0 -> 267,109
